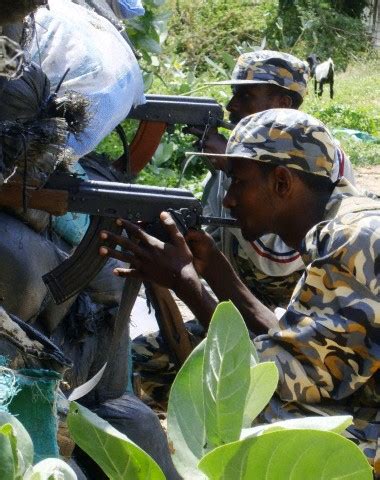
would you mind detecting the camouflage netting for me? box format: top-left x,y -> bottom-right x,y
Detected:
0,49 -> 90,230
0,62 -> 74,186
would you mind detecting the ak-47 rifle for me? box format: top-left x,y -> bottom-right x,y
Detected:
118,94 -> 233,175
0,172 -> 238,305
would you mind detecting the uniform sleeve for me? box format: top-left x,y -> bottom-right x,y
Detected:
254,220 -> 380,404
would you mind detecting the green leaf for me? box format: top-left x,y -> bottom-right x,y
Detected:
199,430 -> 373,479
0,412 -> 33,477
242,362 -> 279,427
0,424 -> 16,480
203,301 -> 251,448
24,458 -> 77,480
139,38 -> 162,55
167,340 -> 207,480
240,415 -> 353,439
67,402 -> 165,480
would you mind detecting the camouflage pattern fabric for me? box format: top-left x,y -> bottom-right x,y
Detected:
255,178 -> 380,474
132,321 -> 204,410
209,50 -> 309,99
231,244 -> 303,309
226,109 -> 336,179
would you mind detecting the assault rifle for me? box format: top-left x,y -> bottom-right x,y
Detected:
118,94 -> 233,175
0,172 -> 238,305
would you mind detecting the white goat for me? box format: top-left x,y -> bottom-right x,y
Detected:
307,54 -> 335,99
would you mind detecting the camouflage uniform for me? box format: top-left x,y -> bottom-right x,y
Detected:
255,178 -> 380,475
190,110 -> 380,473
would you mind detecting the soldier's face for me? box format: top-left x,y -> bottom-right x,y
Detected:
223,158 -> 275,241
226,84 -> 284,124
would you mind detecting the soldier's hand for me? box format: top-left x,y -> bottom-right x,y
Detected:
185,228 -> 222,277
184,126 -> 228,170
98,212 -> 199,291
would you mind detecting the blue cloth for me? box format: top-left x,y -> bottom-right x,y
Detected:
117,0 -> 145,18
51,163 -> 90,246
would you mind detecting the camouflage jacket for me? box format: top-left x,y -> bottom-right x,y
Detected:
255,178 -> 380,472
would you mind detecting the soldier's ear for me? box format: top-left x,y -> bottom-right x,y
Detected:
278,95 -> 293,108
272,166 -> 293,197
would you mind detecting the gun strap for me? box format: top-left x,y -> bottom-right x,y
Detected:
129,121 -> 167,175
144,282 -> 193,368
105,277 -> 143,384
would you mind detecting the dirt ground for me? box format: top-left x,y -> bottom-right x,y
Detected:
354,165 -> 380,195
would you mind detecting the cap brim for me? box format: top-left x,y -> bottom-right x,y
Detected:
185,151 -> 253,160
206,79 -> 271,86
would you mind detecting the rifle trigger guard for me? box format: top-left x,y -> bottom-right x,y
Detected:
167,208 -> 198,235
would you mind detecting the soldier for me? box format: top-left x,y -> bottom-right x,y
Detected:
100,109 -> 380,474
193,50 -> 355,309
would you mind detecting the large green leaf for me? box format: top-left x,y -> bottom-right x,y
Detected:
203,301 -> 251,448
0,413 -> 34,478
67,402 -> 165,480
240,415 -> 353,439
167,339 -> 207,480
242,362 -> 279,428
199,430 -> 373,479
0,424 -> 17,480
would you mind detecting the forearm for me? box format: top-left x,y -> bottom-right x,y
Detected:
202,250 -> 278,335
174,273 -> 217,330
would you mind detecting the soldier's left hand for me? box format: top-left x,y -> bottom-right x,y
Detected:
98,212 -> 199,291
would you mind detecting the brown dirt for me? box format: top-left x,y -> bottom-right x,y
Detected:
354,165 -> 380,196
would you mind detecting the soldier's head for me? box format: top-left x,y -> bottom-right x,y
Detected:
210,51 -> 309,124
222,109 -> 336,243
193,109 -> 337,245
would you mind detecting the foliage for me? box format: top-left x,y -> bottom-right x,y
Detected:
336,137 -> 380,166
166,301 -> 373,479
0,412 -> 77,480
267,0 -> 372,70
165,0 -> 277,73
307,103 -> 378,134
124,0 -> 172,90
67,402 -> 165,480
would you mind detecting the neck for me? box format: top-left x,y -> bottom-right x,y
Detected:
276,194 -> 329,250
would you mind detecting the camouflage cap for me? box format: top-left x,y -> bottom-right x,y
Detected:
208,50 -> 309,99
187,109 -> 337,179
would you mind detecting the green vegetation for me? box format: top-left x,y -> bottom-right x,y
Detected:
66,302 -> 372,479
96,0 -> 380,188
0,303 -> 374,478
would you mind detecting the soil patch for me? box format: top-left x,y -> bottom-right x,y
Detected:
354,165 -> 380,196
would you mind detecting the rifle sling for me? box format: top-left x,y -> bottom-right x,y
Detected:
129,121 -> 167,175
144,282 -> 193,368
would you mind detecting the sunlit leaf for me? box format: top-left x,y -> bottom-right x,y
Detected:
167,340 -> 207,480
203,302 -> 251,448
240,415 -> 353,439
242,362 -> 278,428
68,402 -> 165,480
199,430 -> 373,479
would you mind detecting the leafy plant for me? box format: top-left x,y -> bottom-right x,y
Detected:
167,301 -> 373,479
67,402 -> 165,480
308,103 -> 379,135
0,412 -> 77,480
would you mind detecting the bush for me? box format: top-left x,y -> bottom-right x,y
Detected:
307,103 -> 379,134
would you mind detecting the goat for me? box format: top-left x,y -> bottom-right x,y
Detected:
307,54 -> 335,99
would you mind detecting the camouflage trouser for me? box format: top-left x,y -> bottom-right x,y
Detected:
131,321 -> 205,410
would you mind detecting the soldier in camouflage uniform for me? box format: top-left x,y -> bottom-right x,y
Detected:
202,50 -> 355,310
100,109 -> 380,474
131,51 -> 356,409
